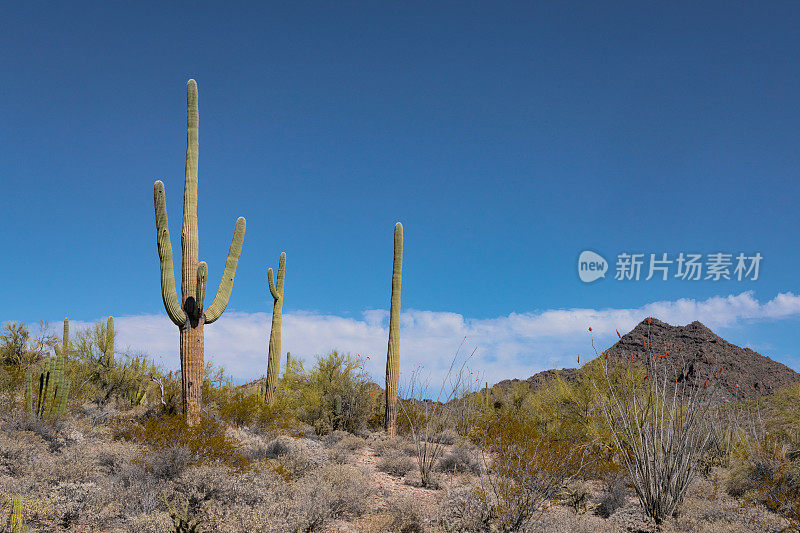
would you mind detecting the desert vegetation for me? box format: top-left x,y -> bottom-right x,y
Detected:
0,316 -> 798,532
1,80 -> 798,532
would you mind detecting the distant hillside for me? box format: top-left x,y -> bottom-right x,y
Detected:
492,318 -> 800,400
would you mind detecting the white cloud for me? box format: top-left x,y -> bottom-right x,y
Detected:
58,291 -> 800,389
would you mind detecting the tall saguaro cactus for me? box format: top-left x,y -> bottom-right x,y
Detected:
153,79 -> 246,426
385,222 -> 403,436
265,252 -> 286,404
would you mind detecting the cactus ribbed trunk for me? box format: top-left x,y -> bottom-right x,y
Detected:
265,253 -> 286,404
180,321 -> 204,422
153,79 -> 246,426
180,80 -> 202,426
385,222 -> 403,437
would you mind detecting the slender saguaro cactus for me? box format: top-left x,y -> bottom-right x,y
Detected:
265,252 -> 286,404
104,316 -> 115,367
385,222 -> 403,436
153,79 -> 246,425
55,318 -> 69,358
285,352 -> 291,379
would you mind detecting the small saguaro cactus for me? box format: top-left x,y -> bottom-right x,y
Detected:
385,222 -> 403,437
285,352 -> 291,379
6,494 -> 29,533
55,318 -> 69,359
264,252 -> 286,404
103,316 -> 115,368
154,79 -> 246,426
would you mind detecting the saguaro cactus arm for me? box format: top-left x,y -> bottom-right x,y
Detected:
205,217 -> 246,324
267,252 -> 286,301
154,181 -> 187,326
195,262 -> 207,316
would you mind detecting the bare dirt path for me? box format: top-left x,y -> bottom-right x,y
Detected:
353,445 -> 441,512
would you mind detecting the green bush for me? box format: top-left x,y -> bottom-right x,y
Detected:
111,413 -> 250,471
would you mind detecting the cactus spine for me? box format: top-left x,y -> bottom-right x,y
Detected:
385,222 -> 403,436
265,252 -> 286,404
6,494 -> 28,533
153,79 -> 246,425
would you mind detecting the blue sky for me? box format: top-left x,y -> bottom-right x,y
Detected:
2,2 -> 800,384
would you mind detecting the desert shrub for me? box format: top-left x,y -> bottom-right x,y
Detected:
263,435 -> 295,458
560,480 -> 593,514
436,444 -> 480,475
111,413 -> 250,471
287,463 -> 373,531
372,435 -> 417,457
336,433 -> 366,451
0,321 -> 54,382
173,464 -> 291,531
3,408 -> 65,449
463,412 -> 590,532
302,351 -> 381,432
379,494 -> 425,533
325,432 -> 365,463
378,449 -> 416,477
70,320 -> 159,407
147,445 -> 197,479
435,429 -> 459,445
323,430 -> 349,446
261,436 -> 327,480
728,434 -> 800,529
595,476 -> 627,518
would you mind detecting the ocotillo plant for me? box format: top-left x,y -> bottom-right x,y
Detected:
385,222 -> 403,436
26,355 -> 70,419
55,317 -> 69,359
154,79 -> 246,425
264,252 -> 286,404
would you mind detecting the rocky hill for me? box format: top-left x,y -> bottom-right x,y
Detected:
493,317 -> 800,399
